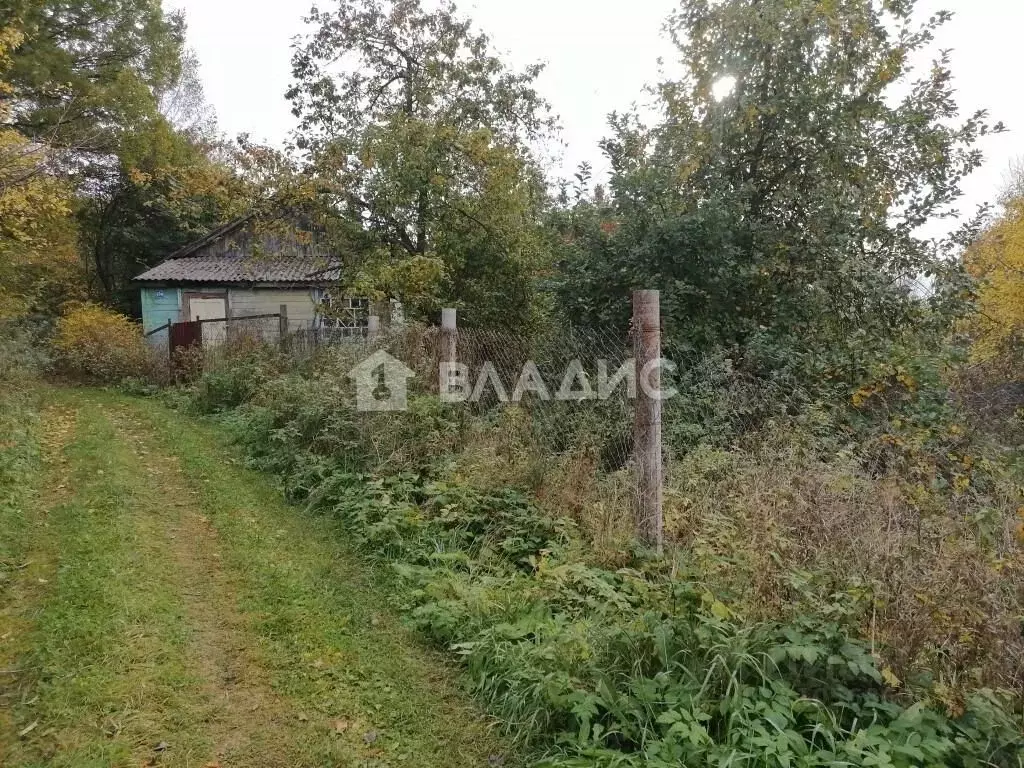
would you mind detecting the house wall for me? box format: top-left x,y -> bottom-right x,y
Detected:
140,285 -> 324,335
229,287 -> 321,328
140,287 -> 182,333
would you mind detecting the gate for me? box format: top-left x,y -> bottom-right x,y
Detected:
169,320 -> 202,381
170,320 -> 202,351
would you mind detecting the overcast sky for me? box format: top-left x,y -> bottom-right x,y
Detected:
167,0 -> 1023,221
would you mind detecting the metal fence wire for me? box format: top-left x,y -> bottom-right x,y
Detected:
152,308 -> 1023,528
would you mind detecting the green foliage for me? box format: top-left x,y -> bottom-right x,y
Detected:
82,116 -> 250,311
6,0 -> 185,152
2,0 -> 253,316
0,323 -> 43,616
554,0 -> 998,382
0,318 -> 51,381
208,369 -> 465,498
289,0 -> 557,328
185,352 -> 1024,767
191,353 -> 278,414
305,466 -> 1024,768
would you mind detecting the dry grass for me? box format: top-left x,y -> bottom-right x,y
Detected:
444,412 -> 1024,704
665,432 -> 1024,703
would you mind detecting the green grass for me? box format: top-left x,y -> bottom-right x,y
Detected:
0,387 -> 510,768
3,396 -> 209,767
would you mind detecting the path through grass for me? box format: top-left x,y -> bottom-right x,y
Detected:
0,388 -> 508,768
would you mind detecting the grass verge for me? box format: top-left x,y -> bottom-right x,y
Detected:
1,387 -> 511,767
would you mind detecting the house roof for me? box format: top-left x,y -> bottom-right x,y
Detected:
134,254 -> 342,284
134,214 -> 343,285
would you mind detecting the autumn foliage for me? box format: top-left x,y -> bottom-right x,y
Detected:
965,199 -> 1024,361
52,303 -> 150,382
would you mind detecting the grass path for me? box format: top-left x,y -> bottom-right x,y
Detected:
0,388 -> 509,768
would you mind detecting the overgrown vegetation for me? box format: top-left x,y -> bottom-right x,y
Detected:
0,323 -> 43,559
3,0 -> 1024,763
0,322 -> 47,744
165,337 -> 1024,766
51,303 -> 153,382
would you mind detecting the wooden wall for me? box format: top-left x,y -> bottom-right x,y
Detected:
140,287 -> 182,333
228,287 -> 320,327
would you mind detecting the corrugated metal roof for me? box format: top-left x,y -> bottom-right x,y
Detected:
135,254 -> 342,284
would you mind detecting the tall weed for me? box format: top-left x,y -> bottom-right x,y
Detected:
174,346 -> 1024,765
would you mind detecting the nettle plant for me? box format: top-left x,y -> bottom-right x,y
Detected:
268,437 -> 1023,766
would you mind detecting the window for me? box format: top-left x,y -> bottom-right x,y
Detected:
317,292 -> 370,334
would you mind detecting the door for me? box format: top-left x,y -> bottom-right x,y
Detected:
188,296 -> 228,346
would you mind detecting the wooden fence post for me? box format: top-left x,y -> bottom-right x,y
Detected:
278,304 -> 289,350
633,289 -> 664,554
166,320 -> 173,381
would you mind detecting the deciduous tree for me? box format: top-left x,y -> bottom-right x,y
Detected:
288,0 -> 557,327
558,0 -> 999,379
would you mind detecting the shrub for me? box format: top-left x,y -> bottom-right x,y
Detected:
298,462 -> 1024,767
191,346 -> 279,413
52,303 -> 150,382
0,318 -> 51,381
186,358 -> 1023,765
666,430 -> 1024,698
161,322 -> 1024,763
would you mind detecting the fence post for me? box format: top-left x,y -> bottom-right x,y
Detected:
165,320 -> 173,381
633,289 -> 664,555
367,314 -> 380,343
441,308 -> 457,364
278,304 -> 289,350
439,308 -> 458,395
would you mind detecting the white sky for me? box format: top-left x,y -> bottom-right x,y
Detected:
167,0 -> 1023,220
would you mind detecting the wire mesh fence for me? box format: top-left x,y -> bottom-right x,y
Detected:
155,309 -> 827,477
143,301 -> 1024,556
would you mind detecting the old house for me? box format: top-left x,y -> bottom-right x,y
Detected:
134,214 -> 373,338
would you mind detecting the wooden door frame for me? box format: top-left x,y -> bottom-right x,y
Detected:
182,290 -> 228,322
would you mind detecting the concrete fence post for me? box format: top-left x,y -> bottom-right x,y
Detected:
441,308 -> 457,364
633,289 -> 664,555
367,314 -> 380,343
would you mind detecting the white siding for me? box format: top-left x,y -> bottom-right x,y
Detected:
228,288 -> 320,326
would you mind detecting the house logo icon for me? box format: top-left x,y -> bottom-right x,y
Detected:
348,350 -> 416,412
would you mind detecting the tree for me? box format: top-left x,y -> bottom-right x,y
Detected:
557,0 -> 998,374
0,0 -> 247,315
964,199 -> 1024,364
288,0 -> 557,327
79,118 -> 250,311
2,0 -> 185,154
0,22 -> 83,319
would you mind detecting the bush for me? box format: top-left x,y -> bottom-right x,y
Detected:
52,303 -> 150,382
302,459 -> 1024,767
191,348 -> 277,413
0,318 -> 51,381
185,360 -> 1023,766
